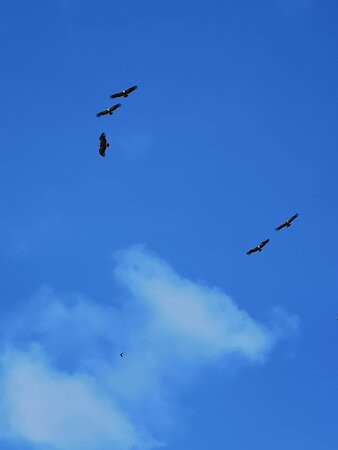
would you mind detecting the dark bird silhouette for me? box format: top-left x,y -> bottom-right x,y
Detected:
120,352 -> 124,358
275,214 -> 299,231
98,133 -> 109,157
110,85 -> 137,99
96,103 -> 121,117
246,239 -> 270,255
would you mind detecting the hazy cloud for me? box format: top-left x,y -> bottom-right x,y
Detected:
0,348 -> 140,450
0,245 -> 298,449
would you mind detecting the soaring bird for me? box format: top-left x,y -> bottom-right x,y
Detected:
120,352 -> 124,358
98,133 -> 109,157
110,85 -> 138,99
275,214 -> 299,231
246,239 -> 270,255
96,103 -> 121,117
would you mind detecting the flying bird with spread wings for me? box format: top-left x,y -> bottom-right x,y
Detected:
110,85 -> 138,99
275,214 -> 299,231
96,103 -> 121,117
98,133 -> 109,157
246,239 -> 270,255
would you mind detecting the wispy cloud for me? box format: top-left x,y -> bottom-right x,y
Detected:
0,348 -> 140,450
0,245 -> 298,449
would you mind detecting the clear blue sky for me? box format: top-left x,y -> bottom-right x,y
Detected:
0,1 -> 337,449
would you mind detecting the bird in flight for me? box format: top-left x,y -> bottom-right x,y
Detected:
275,213 -> 299,231
120,352 -> 124,358
96,103 -> 121,117
98,133 -> 109,157
246,239 -> 270,255
110,85 -> 138,99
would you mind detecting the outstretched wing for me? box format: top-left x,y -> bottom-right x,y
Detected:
109,103 -> 121,113
110,90 -> 123,99
99,133 -> 108,157
125,85 -> 138,95
96,110 -> 107,117
246,247 -> 257,255
99,133 -> 107,145
275,222 -> 287,231
288,213 -> 299,223
259,239 -> 270,248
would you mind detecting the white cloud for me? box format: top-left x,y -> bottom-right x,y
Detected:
0,349 -> 140,450
114,245 -> 275,362
0,245 -> 298,449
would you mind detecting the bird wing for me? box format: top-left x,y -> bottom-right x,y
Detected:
125,85 -> 138,95
96,110 -> 107,117
99,133 -> 107,145
275,222 -> 287,231
289,213 -> 299,223
246,247 -> 258,255
110,91 -> 123,99
260,239 -> 269,248
109,103 -> 121,112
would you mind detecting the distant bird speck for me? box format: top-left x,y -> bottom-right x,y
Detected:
120,352 -> 124,358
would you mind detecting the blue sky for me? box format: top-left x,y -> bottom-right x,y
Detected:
0,0 -> 337,449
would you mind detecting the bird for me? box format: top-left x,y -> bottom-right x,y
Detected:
275,214 -> 299,231
110,85 -> 138,99
98,133 -> 109,157
96,103 -> 121,117
120,352 -> 124,358
246,239 -> 270,255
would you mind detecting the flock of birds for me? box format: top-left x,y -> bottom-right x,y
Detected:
96,85 -> 300,255
94,85 -> 304,353
96,85 -> 138,157
246,213 -> 299,255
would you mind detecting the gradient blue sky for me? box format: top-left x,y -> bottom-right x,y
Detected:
0,1 -> 337,449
